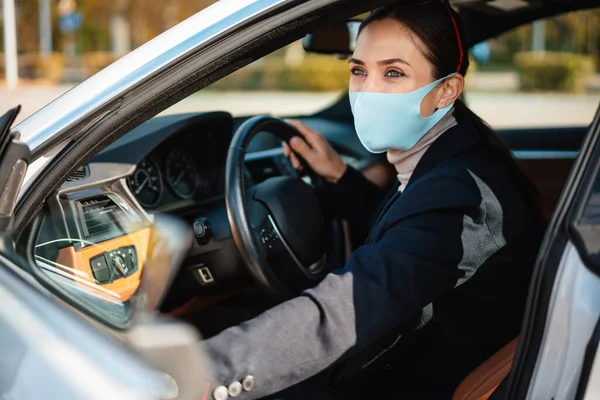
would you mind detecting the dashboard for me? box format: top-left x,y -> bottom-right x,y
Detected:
87,111 -> 234,212
125,124 -> 229,210
75,111 -> 379,214
39,110 -> 386,313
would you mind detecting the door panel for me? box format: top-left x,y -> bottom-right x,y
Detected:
525,243 -> 600,399
576,318 -> 600,399
500,127 -> 587,152
517,158 -> 575,222
0,251 -> 163,400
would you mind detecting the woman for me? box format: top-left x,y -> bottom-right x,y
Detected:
204,2 -> 544,399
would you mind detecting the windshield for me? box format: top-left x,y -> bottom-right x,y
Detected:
161,39 -> 349,117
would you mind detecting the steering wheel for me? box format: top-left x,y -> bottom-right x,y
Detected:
226,116 -> 345,300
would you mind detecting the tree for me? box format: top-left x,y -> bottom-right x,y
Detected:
0,0 -> 218,53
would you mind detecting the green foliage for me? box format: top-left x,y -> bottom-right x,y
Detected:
81,51 -> 120,75
0,52 -> 65,82
513,51 -> 595,93
3,0 -> 219,53
1,1 -> 598,90
210,55 -> 350,92
30,52 -> 66,82
482,9 -> 600,72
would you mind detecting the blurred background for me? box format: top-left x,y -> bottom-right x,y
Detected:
0,0 -> 598,128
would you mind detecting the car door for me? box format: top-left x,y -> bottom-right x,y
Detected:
499,103 -> 600,399
577,321 -> 600,399
0,106 -> 175,400
0,248 -> 171,400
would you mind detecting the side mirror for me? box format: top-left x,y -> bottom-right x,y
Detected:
30,199 -> 191,328
302,20 -> 361,57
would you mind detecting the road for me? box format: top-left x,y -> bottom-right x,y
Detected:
2,85 -> 599,130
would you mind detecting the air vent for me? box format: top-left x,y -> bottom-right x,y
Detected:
77,196 -> 128,238
66,165 -> 89,182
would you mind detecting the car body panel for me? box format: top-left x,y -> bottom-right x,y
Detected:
0,253 -> 165,400
526,243 -> 600,399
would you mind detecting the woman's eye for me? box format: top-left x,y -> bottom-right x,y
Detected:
350,68 -> 366,76
385,70 -> 405,78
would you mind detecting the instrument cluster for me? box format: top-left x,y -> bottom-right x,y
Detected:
127,128 -> 227,210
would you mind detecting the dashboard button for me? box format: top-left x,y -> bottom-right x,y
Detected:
90,255 -> 110,283
260,226 -> 278,247
193,217 -> 212,244
125,246 -> 138,271
112,255 -> 129,277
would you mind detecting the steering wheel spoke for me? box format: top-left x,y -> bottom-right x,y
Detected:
246,198 -> 280,254
255,211 -> 325,278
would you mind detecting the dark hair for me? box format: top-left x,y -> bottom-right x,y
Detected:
359,2 -> 545,226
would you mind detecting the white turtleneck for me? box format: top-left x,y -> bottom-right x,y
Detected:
386,109 -> 457,192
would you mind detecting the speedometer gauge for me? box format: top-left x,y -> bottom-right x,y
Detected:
165,149 -> 198,199
127,157 -> 163,208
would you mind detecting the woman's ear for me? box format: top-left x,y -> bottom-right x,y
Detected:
436,74 -> 464,108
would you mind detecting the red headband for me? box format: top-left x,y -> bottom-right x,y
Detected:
441,0 -> 464,73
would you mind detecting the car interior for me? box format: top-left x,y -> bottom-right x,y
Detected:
23,0 -> 599,398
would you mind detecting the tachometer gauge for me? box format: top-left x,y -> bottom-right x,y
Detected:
127,157 -> 163,208
196,171 -> 213,197
165,149 -> 198,199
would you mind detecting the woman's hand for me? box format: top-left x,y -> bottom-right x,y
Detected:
282,119 -> 347,183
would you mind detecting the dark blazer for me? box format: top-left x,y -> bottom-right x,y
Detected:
204,120 -> 543,399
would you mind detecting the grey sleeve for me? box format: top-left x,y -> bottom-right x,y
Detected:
204,231 -> 462,398
204,270 -> 359,398
203,171 -> 500,399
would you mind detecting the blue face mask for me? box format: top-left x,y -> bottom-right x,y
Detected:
349,74 -> 455,153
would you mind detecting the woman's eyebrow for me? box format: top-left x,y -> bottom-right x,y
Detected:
347,57 -> 412,68
378,58 -> 412,67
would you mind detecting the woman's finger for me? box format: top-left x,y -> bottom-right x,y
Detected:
282,141 -> 290,157
283,141 -> 304,170
285,119 -> 320,147
289,136 -> 314,162
290,152 -> 302,170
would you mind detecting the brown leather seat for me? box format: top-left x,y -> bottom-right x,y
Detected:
452,338 -> 518,400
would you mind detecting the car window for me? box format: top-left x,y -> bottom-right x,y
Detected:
464,9 -> 600,129
160,40 -> 350,117
162,9 -> 600,122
